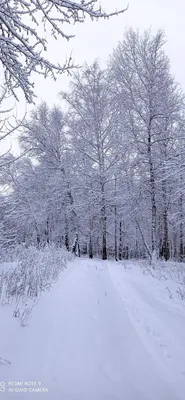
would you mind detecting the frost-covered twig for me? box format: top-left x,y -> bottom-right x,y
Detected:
0,0 -> 127,102
0,357 -> 11,364
166,286 -> 173,299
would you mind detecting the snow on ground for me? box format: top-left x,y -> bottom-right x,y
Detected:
109,260 -> 185,398
0,258 -> 185,399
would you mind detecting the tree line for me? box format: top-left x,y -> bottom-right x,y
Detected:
1,28 -> 185,262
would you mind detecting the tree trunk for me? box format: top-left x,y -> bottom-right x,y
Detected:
135,226 -> 139,258
65,218 -> 69,251
118,221 -> 122,260
101,181 -> 107,260
179,192 -> 183,262
114,205 -> 118,261
161,179 -> 169,261
135,218 -> 152,261
114,177 -> 118,261
71,232 -> 80,257
45,219 -> 50,244
102,210 -> 107,260
36,232 -> 40,248
148,119 -> 157,259
89,233 -> 93,259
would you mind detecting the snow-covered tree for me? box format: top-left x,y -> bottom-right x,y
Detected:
108,28 -> 184,261
2,28 -> 185,263
61,61 -> 121,259
0,0 -> 126,102
19,103 -> 76,247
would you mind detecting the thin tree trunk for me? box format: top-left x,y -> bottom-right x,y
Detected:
67,188 -> 80,257
114,177 -> 118,261
71,231 -> 80,257
179,143 -> 183,262
148,119 -> 157,259
88,218 -> 93,259
102,209 -> 107,260
89,233 -> 93,259
101,181 -> 107,260
45,219 -> 50,244
179,192 -> 183,262
65,218 -> 69,251
118,221 -> 122,260
135,226 -> 139,258
135,218 -> 152,261
161,179 -> 169,261
114,205 -> 118,261
36,232 -> 40,248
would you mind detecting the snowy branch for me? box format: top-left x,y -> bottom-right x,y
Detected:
0,0 -> 127,102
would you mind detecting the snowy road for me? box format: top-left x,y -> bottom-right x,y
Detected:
1,259 -> 185,399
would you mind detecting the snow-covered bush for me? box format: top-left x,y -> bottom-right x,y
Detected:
140,259 -> 185,302
0,244 -> 72,325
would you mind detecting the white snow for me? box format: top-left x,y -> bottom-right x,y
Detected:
0,258 -> 185,399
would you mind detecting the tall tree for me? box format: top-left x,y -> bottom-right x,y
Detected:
109,28 -> 183,260
61,61 -> 120,259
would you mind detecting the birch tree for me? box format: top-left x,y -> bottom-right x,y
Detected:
19,103 -> 77,248
2,29 -> 185,263
109,28 -> 183,260
61,61 -> 120,259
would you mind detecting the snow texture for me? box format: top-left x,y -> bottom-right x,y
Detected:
0,258 -> 185,399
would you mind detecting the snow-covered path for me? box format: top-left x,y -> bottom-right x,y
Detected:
1,259 -> 185,399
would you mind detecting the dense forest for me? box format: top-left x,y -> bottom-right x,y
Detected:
1,28 -> 185,262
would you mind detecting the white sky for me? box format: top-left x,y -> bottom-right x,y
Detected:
32,0 -> 185,108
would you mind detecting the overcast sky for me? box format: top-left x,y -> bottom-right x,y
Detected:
31,0 -> 185,108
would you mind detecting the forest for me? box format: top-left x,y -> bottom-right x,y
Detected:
1,27 -> 185,263
1,3 -> 185,399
